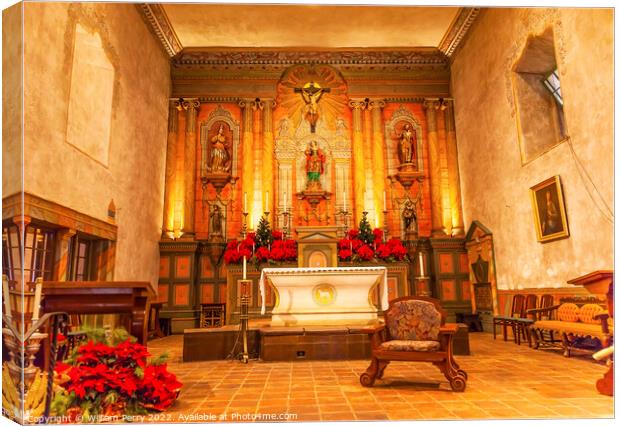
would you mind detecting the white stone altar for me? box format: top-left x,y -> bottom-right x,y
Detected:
258,266 -> 388,326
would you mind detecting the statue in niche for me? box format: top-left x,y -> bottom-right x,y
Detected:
335,118 -> 347,138
402,198 -> 418,234
398,123 -> 416,165
209,124 -> 231,173
295,82 -> 330,133
210,204 -> 224,237
304,140 -> 326,191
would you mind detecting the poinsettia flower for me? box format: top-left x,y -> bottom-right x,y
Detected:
347,229 -> 360,239
255,246 -> 271,261
338,249 -> 352,260
272,230 -> 283,240
357,244 -> 374,261
375,243 -> 392,259
226,240 -> 239,250
270,247 -> 286,261
338,238 -> 352,250
372,228 -> 384,242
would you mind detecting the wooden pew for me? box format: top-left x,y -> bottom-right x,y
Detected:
40,281 -> 154,345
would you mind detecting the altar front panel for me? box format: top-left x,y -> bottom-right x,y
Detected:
260,266 -> 388,326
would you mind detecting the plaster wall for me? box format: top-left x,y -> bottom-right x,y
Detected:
451,8 -> 613,289
2,4 -> 22,198
22,3 -> 170,287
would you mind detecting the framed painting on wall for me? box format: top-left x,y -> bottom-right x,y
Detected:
530,175 -> 570,243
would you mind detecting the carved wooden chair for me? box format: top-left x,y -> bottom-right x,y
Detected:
360,296 -> 467,392
513,294 -> 538,345
493,294 -> 525,341
526,294 -> 557,346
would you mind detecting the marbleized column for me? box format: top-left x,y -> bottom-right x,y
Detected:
52,228 -> 76,280
437,103 -> 452,236
424,100 -> 444,236
252,100 -> 263,213
369,99 -> 387,227
163,100 -> 179,235
445,101 -> 465,235
239,99 -> 255,225
349,99 -> 367,224
262,99 -> 275,215
182,98 -> 200,236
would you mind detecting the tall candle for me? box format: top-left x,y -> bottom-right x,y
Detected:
32,280 -> 42,322
343,190 -> 347,212
3,279 -> 11,319
284,192 -> 287,211
243,256 -> 247,280
419,252 -> 425,276
244,192 -> 247,213
266,191 -> 269,212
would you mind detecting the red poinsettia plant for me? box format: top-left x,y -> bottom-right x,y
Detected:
224,230 -> 297,265
338,228 -> 408,263
51,329 -> 182,420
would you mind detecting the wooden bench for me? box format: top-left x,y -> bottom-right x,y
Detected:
528,296 -> 612,357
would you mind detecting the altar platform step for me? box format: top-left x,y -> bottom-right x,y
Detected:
182,320 -> 470,362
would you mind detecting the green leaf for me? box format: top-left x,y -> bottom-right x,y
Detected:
135,366 -> 144,379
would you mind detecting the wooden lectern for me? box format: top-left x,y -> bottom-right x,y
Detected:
41,281 -> 154,345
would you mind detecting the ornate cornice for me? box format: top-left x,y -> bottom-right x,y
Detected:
2,192 -> 118,240
438,7 -> 480,58
173,48 -> 448,66
136,3 -> 182,57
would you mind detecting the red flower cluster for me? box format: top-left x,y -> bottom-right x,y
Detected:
55,339 -> 182,413
224,231 -> 297,264
337,229 -> 408,263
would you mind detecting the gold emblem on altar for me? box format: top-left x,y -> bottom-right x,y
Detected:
312,283 -> 336,306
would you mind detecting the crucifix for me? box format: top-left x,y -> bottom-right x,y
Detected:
294,81 -> 331,133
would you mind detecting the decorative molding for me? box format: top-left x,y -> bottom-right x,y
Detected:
438,7 -> 480,57
136,3 -> 183,57
174,48 -> 448,66
198,96 -> 241,103
2,192 -> 118,241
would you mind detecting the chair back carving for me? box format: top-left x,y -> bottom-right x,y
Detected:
523,294 -> 538,318
510,294 -> 526,318
385,296 -> 444,342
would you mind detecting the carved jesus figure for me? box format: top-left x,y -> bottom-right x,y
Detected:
295,82 -> 330,133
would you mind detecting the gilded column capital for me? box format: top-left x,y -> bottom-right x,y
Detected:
182,98 -> 201,111
367,99 -> 386,110
423,99 -> 438,111
349,99 -> 368,110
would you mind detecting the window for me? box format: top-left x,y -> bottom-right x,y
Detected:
512,28 -> 568,164
543,69 -> 563,106
67,234 -> 95,281
2,223 -> 55,282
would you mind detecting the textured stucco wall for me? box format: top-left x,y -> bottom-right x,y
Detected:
22,3 -> 170,287
2,3 -> 22,198
451,8 -> 613,289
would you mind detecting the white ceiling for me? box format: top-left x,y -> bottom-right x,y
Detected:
162,4 -> 460,48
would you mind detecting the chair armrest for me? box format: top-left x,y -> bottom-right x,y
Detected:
439,324 -> 458,335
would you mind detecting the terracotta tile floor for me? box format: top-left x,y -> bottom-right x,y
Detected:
147,332 -> 614,422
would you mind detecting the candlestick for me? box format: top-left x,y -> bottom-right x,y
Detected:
244,192 -> 247,213
3,278 -> 11,320
343,190 -> 347,212
383,191 -> 387,211
419,252 -> 425,276
266,191 -> 269,212
243,256 -> 247,280
32,279 -> 42,322
284,191 -> 287,212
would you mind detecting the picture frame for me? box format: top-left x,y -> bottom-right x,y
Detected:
530,175 -> 570,243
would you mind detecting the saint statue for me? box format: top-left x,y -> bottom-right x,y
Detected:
398,123 -> 416,165
305,140 -> 326,191
209,124 -> 231,173
402,199 -> 417,233
295,82 -> 330,133
210,204 -> 223,236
